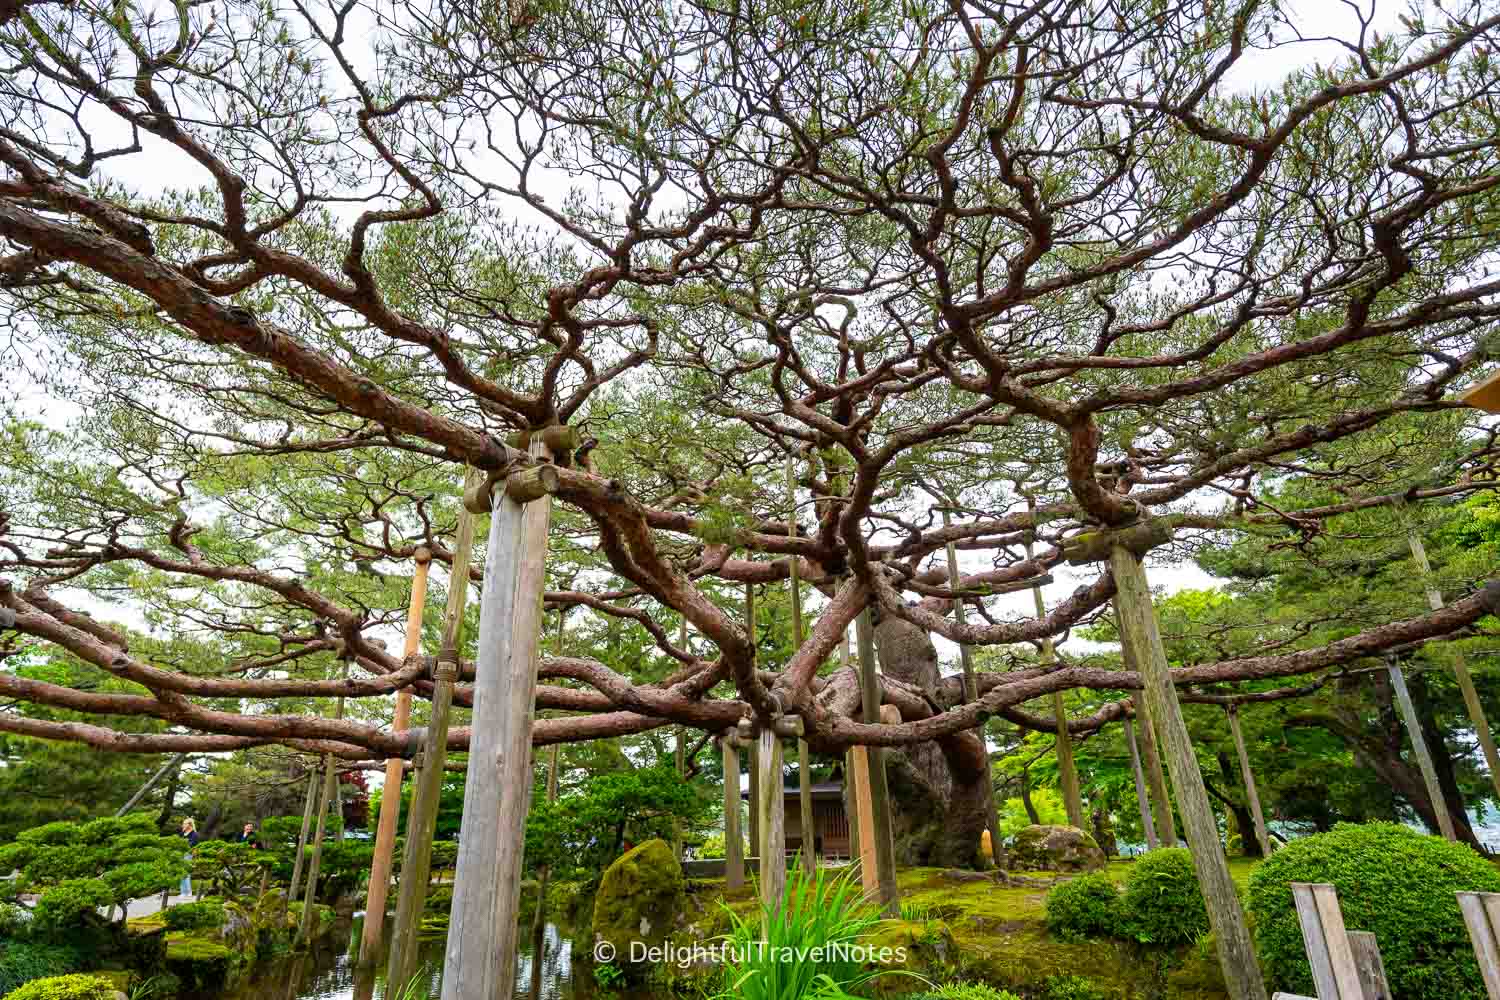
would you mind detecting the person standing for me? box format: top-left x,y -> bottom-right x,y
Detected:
238,823 -> 259,849
180,818 -> 201,898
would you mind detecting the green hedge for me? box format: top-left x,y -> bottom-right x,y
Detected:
1043,871 -> 1120,942
1118,848 -> 1208,947
0,942 -> 82,999
0,974 -> 115,1000
1248,822 -> 1500,1000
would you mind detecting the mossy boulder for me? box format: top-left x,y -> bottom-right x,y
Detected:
591,839 -> 684,967
1008,826 -> 1105,873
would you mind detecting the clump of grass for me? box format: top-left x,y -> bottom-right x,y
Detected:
711,857 -> 889,1000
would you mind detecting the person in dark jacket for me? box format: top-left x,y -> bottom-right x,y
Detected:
180,818 -> 201,898
238,823 -> 260,849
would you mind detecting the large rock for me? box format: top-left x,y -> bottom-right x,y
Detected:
1008,825 -> 1106,872
591,839 -> 684,967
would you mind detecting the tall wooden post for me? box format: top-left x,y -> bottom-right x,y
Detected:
532,613 -> 566,938
532,742 -> 561,937
855,609 -> 900,917
1386,655 -> 1458,841
287,768 -> 317,905
360,550 -> 432,962
1407,528 -> 1500,801
1118,606 -> 1177,847
786,462 -> 816,876
1225,705 -> 1272,857
674,620 -> 688,863
723,733 -> 745,889
942,509 -> 1006,867
1111,544 -> 1266,1000
389,475 -> 479,992
298,662 -> 347,947
1123,716 -> 1160,850
758,726 -> 787,916
1023,502 -> 1083,829
745,584 -> 760,859
442,431 -> 564,1000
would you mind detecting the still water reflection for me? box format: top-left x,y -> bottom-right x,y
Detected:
213,915 -> 609,1000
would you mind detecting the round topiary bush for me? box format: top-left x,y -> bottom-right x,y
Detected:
1248,822 -> 1500,1000
1118,847 -> 1209,947
1044,871 -> 1121,942
31,880 -> 112,932
0,973 -> 116,1000
162,899 -> 227,932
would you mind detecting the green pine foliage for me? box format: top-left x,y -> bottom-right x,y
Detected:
161,899 -> 227,932
1249,823 -> 1500,1000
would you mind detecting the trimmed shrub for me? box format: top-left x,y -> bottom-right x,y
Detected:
0,942 -> 81,998
1118,848 -> 1208,947
1044,871 -> 1120,942
13,825 -> 76,849
1041,976 -> 1109,1000
923,984 -> 1021,1000
1248,822 -> 1500,1000
0,974 -> 115,1000
31,880 -> 111,931
162,899 -> 226,933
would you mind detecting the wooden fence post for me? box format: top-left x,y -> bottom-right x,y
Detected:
855,609 -> 900,917
1348,932 -> 1391,1000
723,733 -> 745,889
1290,882 -> 1363,1000
1407,522 -> 1500,801
389,473 -> 480,992
1458,891 -> 1500,1000
360,549 -> 432,963
1111,544 -> 1266,1000
943,508 -> 1007,867
1123,714 -> 1159,850
1385,655 -> 1457,841
295,748 -> 339,946
442,430 -> 566,1000
1226,704 -> 1273,857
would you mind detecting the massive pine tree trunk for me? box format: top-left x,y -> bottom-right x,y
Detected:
873,615 -> 990,868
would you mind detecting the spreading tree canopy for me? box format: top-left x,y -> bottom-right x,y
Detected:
2,0 -> 1500,834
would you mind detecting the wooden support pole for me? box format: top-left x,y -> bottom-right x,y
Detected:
1226,705 -> 1273,857
855,609 -> 900,917
785,466 -> 816,876
723,733 -> 745,889
745,584 -> 760,860
758,726 -> 787,918
1111,545 -> 1266,1000
532,613 -> 566,938
674,617 -> 688,864
1023,502 -> 1083,830
443,434 -> 561,1000
296,749 -> 339,946
298,661 -> 347,947
1386,655 -> 1457,841
943,508 -> 1007,867
1290,882 -> 1363,1000
116,752 -> 189,817
288,768 -> 317,905
1407,529 -> 1500,802
389,475 -> 479,992
1124,715 -> 1159,851
1458,890 -> 1500,1000
361,550 -> 432,962
1118,605 -> 1177,847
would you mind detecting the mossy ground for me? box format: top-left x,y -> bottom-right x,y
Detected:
672,859 -> 1262,999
